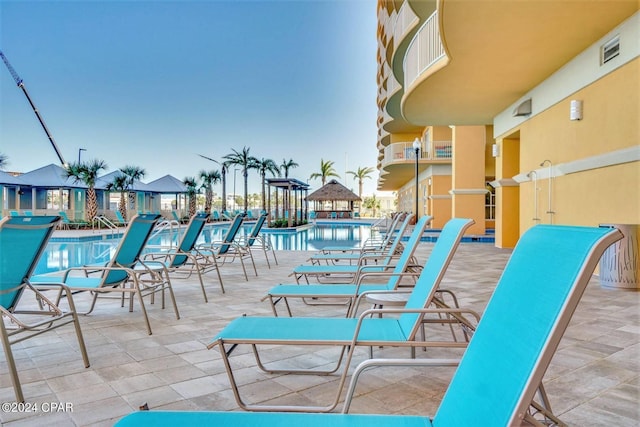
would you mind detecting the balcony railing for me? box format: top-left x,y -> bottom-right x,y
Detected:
382,140 -> 452,167
394,1 -> 419,51
404,10 -> 445,88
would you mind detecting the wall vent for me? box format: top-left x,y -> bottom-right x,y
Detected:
601,35 -> 620,65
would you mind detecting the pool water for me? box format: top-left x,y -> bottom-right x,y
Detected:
34,223 -> 375,275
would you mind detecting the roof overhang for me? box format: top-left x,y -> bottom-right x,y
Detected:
401,0 -> 638,125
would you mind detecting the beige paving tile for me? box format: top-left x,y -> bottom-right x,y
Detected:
1,244 -> 638,426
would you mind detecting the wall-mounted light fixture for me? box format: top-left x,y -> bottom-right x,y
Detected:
492,143 -> 500,158
570,100 -> 583,121
512,98 -> 532,117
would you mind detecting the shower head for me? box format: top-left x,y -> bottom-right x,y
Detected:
540,159 -> 552,167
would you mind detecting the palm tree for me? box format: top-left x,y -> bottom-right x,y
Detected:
65,159 -> 108,221
363,195 -> 381,218
120,165 -> 146,215
198,154 -> 229,213
280,158 -> 299,179
309,159 -> 340,186
223,147 -> 259,213
106,174 -> 129,221
347,166 -> 375,200
256,158 -> 280,211
199,169 -> 221,215
183,176 -> 199,217
0,153 -> 8,170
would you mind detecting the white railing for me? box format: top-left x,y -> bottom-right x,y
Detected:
382,140 -> 452,166
93,215 -> 118,236
394,1 -> 419,50
404,10 -> 445,88
387,71 -> 400,97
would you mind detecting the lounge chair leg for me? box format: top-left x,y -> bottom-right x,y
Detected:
1,320 -> 25,402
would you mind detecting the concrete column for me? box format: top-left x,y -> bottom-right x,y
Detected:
494,137 -> 520,248
450,126 -> 487,235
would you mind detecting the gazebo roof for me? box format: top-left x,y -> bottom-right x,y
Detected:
306,179 -> 360,202
145,175 -> 187,193
266,177 -> 310,191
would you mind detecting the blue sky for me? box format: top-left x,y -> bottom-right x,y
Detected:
0,0 -> 380,196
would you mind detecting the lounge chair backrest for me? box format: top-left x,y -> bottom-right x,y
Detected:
398,218 -> 474,338
432,225 -> 622,426
172,211 -> 181,222
115,211 -> 130,225
218,213 -> 245,255
378,213 -> 413,266
384,215 -> 432,290
58,211 -> 70,222
376,213 -> 401,247
0,216 -> 60,310
104,214 -> 161,284
246,213 -> 268,246
171,213 -> 209,267
213,211 -> 221,220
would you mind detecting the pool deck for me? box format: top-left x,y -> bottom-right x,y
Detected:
1,239 -> 638,426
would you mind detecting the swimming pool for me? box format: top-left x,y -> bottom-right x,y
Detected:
34,222 -> 376,275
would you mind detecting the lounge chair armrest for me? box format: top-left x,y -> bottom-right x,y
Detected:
25,281 -> 82,313
356,253 -> 401,265
355,260 -> 401,273
355,271 -> 421,285
342,358 -> 460,413
351,288 -> 414,313
355,307 -> 481,332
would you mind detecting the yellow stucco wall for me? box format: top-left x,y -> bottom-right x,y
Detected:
429,174 -> 452,228
452,126 -> 487,234
518,59 -> 639,232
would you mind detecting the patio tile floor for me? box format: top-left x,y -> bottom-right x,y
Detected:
1,240 -> 638,426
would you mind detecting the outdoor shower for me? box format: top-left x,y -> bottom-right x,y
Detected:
528,170 -> 540,223
540,160 -> 554,224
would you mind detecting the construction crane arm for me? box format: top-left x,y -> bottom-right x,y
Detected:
0,50 -> 67,166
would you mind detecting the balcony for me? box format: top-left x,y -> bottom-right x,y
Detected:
399,1 -> 637,125
403,10 -> 446,90
381,140 -> 451,168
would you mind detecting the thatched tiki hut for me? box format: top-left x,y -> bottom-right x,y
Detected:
306,179 -> 361,219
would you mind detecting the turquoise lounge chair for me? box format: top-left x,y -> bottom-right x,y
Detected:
264,217 -> 471,317
115,224 -> 622,423
141,213 -> 222,301
172,210 -> 189,224
230,212 -> 276,270
291,215 -> 419,284
206,216 -> 485,412
212,210 -> 221,221
58,211 -> 85,229
31,214 -> 177,335
115,210 -> 128,226
319,212 -> 406,254
222,210 -> 233,221
309,213 -> 413,265
1,215 -> 90,402
195,213 -> 248,283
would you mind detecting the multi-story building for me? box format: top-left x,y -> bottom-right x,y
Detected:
377,0 -> 639,248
